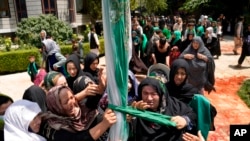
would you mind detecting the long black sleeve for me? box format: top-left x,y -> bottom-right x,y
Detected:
39,121 -> 95,141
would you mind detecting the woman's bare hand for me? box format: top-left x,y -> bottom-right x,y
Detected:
131,101 -> 150,110
103,109 -> 117,127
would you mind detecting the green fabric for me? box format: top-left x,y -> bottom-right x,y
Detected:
108,104 -> 176,127
44,71 -> 60,90
172,30 -> 182,45
196,26 -> 204,37
189,94 -> 211,140
213,27 -> 217,34
141,34 -> 148,54
0,118 -> 3,130
162,28 -> 171,39
102,0 -> 131,140
27,62 -> 38,76
153,26 -> 160,31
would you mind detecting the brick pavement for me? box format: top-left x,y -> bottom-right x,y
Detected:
205,36 -> 250,141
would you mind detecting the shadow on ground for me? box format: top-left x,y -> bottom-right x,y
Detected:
228,65 -> 250,70
223,53 -> 239,56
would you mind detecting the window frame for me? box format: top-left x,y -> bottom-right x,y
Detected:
76,0 -> 88,14
68,0 -> 75,22
0,0 -> 11,18
41,0 -> 58,16
15,0 -> 28,22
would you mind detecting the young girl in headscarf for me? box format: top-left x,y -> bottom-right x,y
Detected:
83,52 -> 100,83
65,54 -> 84,90
166,58 -> 199,104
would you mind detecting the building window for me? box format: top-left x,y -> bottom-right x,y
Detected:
68,0 -> 75,22
15,0 -> 28,22
76,0 -> 88,14
0,0 -> 11,18
41,0 -> 57,16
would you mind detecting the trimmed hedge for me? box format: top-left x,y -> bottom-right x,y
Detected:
0,39 -> 105,74
0,50 -> 41,74
60,39 -> 105,57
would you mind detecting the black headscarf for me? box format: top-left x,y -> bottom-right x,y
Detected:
22,85 -> 47,112
167,59 -> 199,104
134,77 -> 197,141
65,54 -> 84,90
73,75 -> 102,109
83,52 -> 99,83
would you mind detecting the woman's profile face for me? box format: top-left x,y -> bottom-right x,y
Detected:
90,59 -> 99,71
192,41 -> 200,50
59,88 -> 79,117
29,113 -> 42,133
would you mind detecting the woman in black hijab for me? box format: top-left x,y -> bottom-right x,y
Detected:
166,59 -> 217,138
23,85 -> 47,112
166,58 -> 199,104
65,54 -> 84,90
83,52 -> 99,83
131,77 -> 197,141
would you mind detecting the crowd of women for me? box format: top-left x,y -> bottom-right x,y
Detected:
0,14 -> 222,141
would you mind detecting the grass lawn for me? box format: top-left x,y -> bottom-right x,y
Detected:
238,79 -> 250,108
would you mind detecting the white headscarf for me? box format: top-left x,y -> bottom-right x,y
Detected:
4,100 -> 46,141
42,39 -> 60,56
206,27 -> 217,43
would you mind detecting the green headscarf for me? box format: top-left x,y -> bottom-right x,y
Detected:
141,34 -> 148,54
172,30 -> 182,45
189,94 -> 212,140
44,71 -> 61,90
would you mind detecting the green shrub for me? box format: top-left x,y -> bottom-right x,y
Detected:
238,79 -> 250,108
60,39 -> 105,57
0,39 -> 105,74
16,14 -> 73,47
0,50 -> 41,74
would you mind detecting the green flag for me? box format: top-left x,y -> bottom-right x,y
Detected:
102,0 -> 132,140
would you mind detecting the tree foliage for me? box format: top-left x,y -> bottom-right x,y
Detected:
16,14 -> 73,47
130,0 -> 140,11
87,0 -> 102,23
84,0 -> 168,21
179,0 -> 210,12
143,0 -> 167,14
